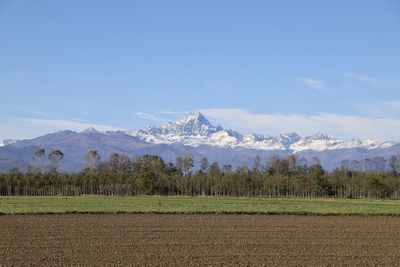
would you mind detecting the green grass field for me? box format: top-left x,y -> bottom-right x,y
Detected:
1,196 -> 400,216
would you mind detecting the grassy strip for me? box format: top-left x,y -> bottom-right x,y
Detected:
1,196 -> 400,216
2,211 -> 400,217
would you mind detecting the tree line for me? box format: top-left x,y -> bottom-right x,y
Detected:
0,148 -> 400,198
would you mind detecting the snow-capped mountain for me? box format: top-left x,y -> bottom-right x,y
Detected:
0,112 -> 399,172
0,139 -> 18,147
133,112 -> 237,147
131,112 -> 397,152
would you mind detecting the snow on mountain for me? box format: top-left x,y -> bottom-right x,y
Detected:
81,127 -> 129,137
1,113 -> 399,172
0,139 -> 18,147
82,127 -> 101,134
130,112 -> 398,152
145,112 -> 223,137
134,112 -> 229,145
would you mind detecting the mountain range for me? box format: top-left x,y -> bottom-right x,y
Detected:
0,112 -> 399,172
131,112 -> 396,152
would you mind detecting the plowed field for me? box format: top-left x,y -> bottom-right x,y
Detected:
1,214 -> 400,266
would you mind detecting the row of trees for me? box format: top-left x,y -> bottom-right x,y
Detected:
341,156 -> 400,173
1,149 -> 400,198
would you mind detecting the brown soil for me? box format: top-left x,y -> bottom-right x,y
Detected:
1,214 -> 400,266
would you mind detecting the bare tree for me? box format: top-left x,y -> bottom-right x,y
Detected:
253,155 -> 261,174
48,149 -> 64,173
33,148 -> 45,172
222,164 -> 233,173
183,153 -> 194,177
107,153 -> 121,173
175,156 -> 183,176
200,157 -> 209,173
85,150 -> 101,171
389,156 -> 400,174
288,154 -> 298,174
373,157 -> 386,172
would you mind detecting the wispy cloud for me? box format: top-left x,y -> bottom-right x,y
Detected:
356,100 -> 400,117
199,108 -> 400,141
299,78 -> 329,92
0,117 -> 120,140
135,112 -> 166,122
135,110 -> 190,122
157,110 -> 189,115
21,118 -> 119,132
342,72 -> 400,88
13,106 -> 57,118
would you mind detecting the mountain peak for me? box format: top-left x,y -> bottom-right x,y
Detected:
129,111 -> 395,153
134,112 -> 219,138
164,112 -> 216,136
307,132 -> 333,140
277,132 -> 301,140
82,127 -> 100,134
0,139 -> 18,147
176,112 -> 210,126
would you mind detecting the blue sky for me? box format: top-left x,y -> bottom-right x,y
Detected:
1,0 -> 400,141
